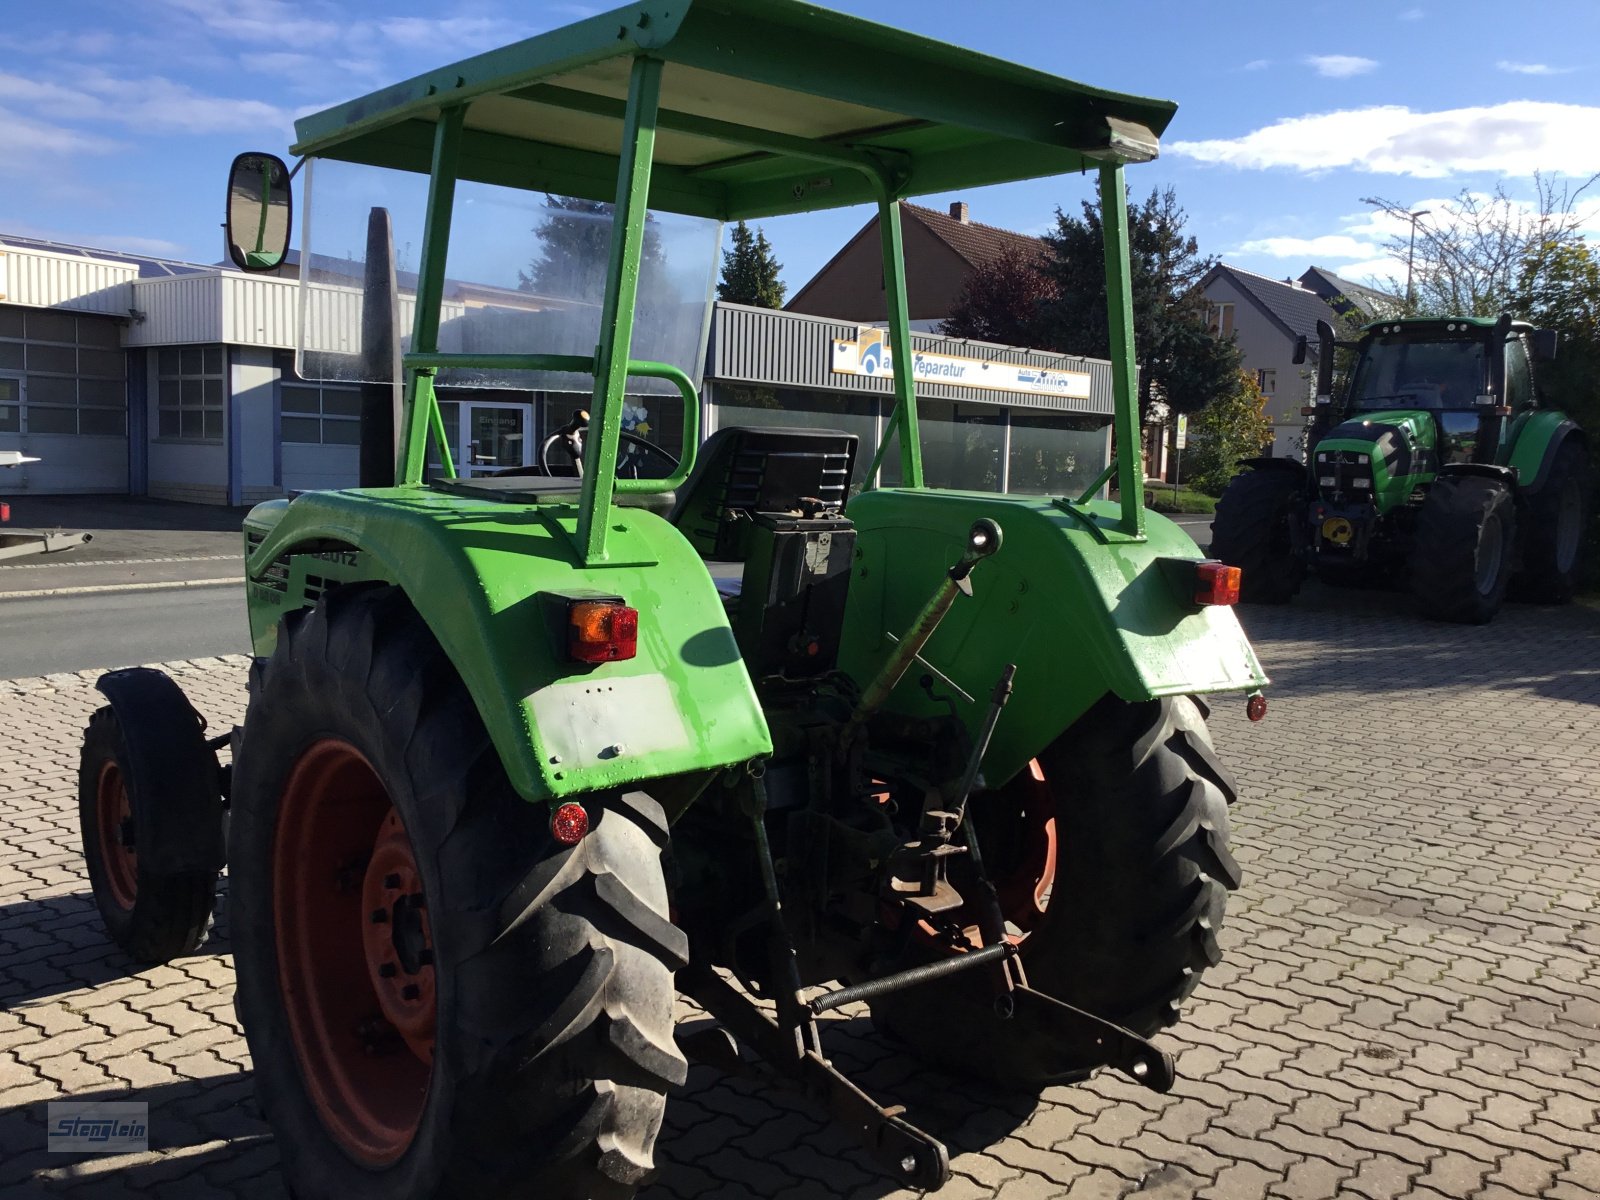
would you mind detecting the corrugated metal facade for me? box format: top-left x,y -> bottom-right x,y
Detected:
709,303 -> 1114,414
125,276 -> 224,345
0,247 -> 136,315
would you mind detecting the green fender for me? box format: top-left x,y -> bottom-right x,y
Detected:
241,488 -> 772,806
1506,410 -> 1585,492
837,489 -> 1268,788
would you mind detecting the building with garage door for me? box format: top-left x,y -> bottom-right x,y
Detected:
0,234 -> 1113,503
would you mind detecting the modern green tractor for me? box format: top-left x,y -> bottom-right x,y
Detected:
74,4 -> 1270,1196
1212,315 -> 1590,623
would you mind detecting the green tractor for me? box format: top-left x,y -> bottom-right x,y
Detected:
74,3 -> 1269,1196
1211,315 -> 1591,622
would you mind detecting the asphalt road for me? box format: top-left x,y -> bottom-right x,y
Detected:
0,584 -> 247,679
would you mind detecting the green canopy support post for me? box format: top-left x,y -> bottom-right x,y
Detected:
875,193 -> 924,488
1099,162 -> 1144,537
398,104 -> 466,485
578,55 -> 663,565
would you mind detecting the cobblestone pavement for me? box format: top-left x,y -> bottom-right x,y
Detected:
3,586 -> 1599,1198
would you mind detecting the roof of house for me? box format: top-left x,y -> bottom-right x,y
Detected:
1204,264 -> 1343,342
0,234 -> 213,279
898,202 -> 1045,270
1298,266 -> 1395,319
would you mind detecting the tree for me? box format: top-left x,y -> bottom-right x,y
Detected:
1363,174 -> 1598,317
1185,370 -> 1274,496
717,221 -> 787,308
1030,186 -> 1241,422
940,246 -> 1054,344
518,195 -> 663,302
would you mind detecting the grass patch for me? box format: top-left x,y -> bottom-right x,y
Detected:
1143,486 -> 1216,515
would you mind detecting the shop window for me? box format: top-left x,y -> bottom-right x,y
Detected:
710,384 -> 880,492
156,346 -> 226,440
0,308 -> 127,436
0,377 -> 19,433
282,381 -> 361,444
1009,411 -> 1108,496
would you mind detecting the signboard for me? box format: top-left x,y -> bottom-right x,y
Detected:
831,327 -> 1091,400
1175,415 -> 1189,450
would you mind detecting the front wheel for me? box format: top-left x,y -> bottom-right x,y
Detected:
1209,469 -> 1306,603
1410,475 -> 1516,623
870,694 -> 1241,1088
230,584 -> 686,1200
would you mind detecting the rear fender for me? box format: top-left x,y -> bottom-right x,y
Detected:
838,489 -> 1267,788
94,668 -> 225,874
242,488 -> 772,807
1507,414 -> 1585,493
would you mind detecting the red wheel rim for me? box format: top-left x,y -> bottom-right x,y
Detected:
95,761 -> 137,910
273,739 -> 433,1166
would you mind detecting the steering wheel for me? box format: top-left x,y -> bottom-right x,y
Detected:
538,408 -> 679,479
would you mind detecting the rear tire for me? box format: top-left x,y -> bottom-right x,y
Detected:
1410,475 -> 1516,624
870,695 -> 1240,1089
1209,469 -> 1305,603
78,707 -> 217,963
230,584 -> 686,1200
1514,440 -> 1591,603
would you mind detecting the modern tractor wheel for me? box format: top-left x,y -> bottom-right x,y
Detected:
1209,469 -> 1305,603
230,583 -> 687,1200
1410,475 -> 1517,624
871,694 -> 1240,1089
78,707 -> 217,963
1515,440 -> 1591,603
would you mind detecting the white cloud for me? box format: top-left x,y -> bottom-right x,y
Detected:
1243,59 -> 1271,72
377,17 -> 537,53
158,0 -> 342,45
1169,101 -> 1600,179
1235,234 -> 1384,260
1496,61 -> 1575,76
0,104 -> 120,158
0,68 -> 293,136
1307,55 -> 1378,79
1399,7 -> 1424,19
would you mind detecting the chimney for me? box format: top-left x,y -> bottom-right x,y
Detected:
949,201 -> 970,224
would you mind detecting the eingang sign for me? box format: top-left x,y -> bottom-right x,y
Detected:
831,327 -> 1092,400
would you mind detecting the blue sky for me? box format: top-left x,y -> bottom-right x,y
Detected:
4,0 -> 1598,297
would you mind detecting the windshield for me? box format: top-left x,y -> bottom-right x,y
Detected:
296,157 -> 721,396
1348,334 -> 1486,411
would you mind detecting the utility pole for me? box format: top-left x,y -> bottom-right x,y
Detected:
1363,199 -> 1430,314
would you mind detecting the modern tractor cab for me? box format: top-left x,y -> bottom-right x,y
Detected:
1212,311 -> 1588,622
73,5 -> 1273,1196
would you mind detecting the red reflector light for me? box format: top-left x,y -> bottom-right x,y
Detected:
568,600 -> 638,663
550,802 -> 590,845
1246,692 -> 1267,722
1195,560 -> 1242,606
0,502 -> 9,523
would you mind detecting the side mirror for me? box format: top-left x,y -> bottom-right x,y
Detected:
1292,334 -> 1308,366
225,152 -> 292,272
1531,328 -> 1558,362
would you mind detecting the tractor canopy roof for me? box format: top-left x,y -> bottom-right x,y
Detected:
1359,315 -> 1536,336
288,0 -> 1177,220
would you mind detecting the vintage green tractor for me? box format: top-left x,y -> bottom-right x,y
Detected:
1211,315 -> 1590,623
74,3 -> 1269,1196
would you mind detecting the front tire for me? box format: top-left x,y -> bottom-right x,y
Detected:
1515,440 -> 1591,603
78,707 -> 217,963
1210,469 -> 1306,603
871,695 -> 1240,1089
230,583 -> 686,1199
1410,476 -> 1516,623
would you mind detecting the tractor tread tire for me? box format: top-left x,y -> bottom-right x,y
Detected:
1513,440 -> 1591,604
1210,469 -> 1305,604
1410,476 -> 1516,624
232,584 -> 683,1200
78,706 -> 217,964
871,695 -> 1238,1089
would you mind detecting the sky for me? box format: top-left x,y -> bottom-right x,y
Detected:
4,0 -> 1599,300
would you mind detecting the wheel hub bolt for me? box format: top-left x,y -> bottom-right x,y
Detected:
370,908 -> 388,924
379,963 -> 397,978
402,984 -> 420,1001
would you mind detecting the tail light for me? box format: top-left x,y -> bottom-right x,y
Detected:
1195,560 -> 1242,606
550,802 -> 590,845
1246,692 -> 1267,722
568,599 -> 638,663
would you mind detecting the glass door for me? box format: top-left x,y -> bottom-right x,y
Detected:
459,402 -> 533,477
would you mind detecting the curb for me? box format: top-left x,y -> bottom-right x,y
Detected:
0,577 -> 244,601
